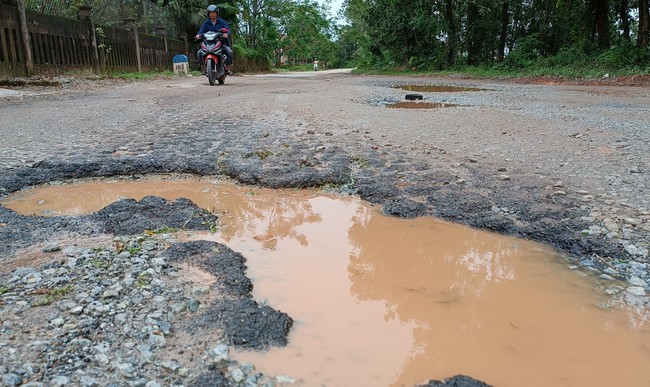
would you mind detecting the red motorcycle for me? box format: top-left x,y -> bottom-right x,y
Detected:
197,29 -> 229,85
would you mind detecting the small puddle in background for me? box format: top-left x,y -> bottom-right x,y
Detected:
386,101 -> 458,109
2,176 -> 650,386
396,85 -> 485,93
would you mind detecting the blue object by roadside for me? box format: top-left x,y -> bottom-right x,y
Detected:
173,54 -> 188,64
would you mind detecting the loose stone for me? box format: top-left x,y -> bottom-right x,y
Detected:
627,286 -> 646,296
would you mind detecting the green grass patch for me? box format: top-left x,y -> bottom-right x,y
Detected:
127,246 -> 142,255
273,64 -> 315,72
106,69 -> 179,80
244,149 -> 274,160
91,258 -> 110,269
353,46 -> 649,81
350,155 -> 370,169
31,285 -> 74,306
0,284 -> 10,296
354,65 -> 648,80
144,227 -> 178,236
137,272 -> 153,287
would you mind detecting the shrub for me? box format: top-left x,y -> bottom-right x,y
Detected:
503,34 -> 544,68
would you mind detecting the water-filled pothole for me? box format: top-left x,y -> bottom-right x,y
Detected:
396,85 -> 485,93
386,101 -> 458,109
2,176 -> 650,386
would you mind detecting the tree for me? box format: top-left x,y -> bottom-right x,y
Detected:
444,0 -> 458,65
639,0 -> 650,47
498,1 -> 509,62
588,0 -> 611,49
237,0 -> 283,50
618,0 -> 630,42
278,1 -> 334,63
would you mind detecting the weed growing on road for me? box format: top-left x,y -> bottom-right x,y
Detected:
31,285 -> 74,306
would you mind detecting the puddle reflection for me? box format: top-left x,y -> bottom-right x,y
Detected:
2,176 -> 650,386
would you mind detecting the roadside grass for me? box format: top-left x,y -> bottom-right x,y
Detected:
9,60 -> 646,84
95,65 -> 647,85
353,49 -> 650,81
272,64 -> 317,72
352,65 -> 649,80
103,60 -> 648,80
106,69 -> 179,80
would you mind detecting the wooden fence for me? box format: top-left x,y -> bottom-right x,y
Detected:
0,0 -> 191,78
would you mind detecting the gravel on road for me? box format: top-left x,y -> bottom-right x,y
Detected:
0,71 -> 649,386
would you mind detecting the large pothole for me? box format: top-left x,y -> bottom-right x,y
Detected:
2,175 -> 649,386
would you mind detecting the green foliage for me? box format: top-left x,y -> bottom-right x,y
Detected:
145,227 -> 178,235
502,34 -> 545,68
24,0 -> 80,18
107,70 -> 177,79
31,285 -> 74,307
91,258 -> 111,269
342,0 -> 650,72
232,43 -> 270,72
275,63 -> 314,71
0,284 -> 10,297
127,246 -> 142,255
594,44 -> 650,69
246,149 -> 274,159
277,1 -> 336,65
137,272 -> 152,287
26,0 -> 338,71
24,0 -> 650,74
537,46 -> 590,67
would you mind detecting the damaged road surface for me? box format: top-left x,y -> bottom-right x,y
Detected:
0,71 -> 649,386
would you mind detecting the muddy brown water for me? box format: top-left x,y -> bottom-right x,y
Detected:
386,101 -> 458,109
2,176 -> 650,387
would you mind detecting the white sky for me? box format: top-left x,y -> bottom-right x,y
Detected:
318,0 -> 345,16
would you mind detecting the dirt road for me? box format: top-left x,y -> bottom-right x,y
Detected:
0,70 -> 649,385
1,71 -> 648,262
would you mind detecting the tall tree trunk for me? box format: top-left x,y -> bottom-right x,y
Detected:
588,0 -> 610,49
444,0 -> 457,65
466,0 -> 480,66
639,0 -> 650,47
619,0 -> 630,42
596,0 -> 610,48
498,1 -> 509,62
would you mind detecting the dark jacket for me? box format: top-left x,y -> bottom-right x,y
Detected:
197,18 -> 231,46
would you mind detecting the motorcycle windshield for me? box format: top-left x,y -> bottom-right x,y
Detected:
203,32 -> 218,41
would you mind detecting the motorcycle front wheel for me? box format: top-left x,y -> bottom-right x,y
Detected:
217,58 -> 226,84
206,58 -> 216,86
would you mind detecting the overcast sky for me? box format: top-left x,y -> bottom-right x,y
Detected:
318,0 -> 345,16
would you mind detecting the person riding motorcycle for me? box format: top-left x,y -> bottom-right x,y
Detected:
195,5 -> 233,75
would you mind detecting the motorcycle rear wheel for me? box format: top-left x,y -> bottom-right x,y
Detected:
206,58 -> 216,86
